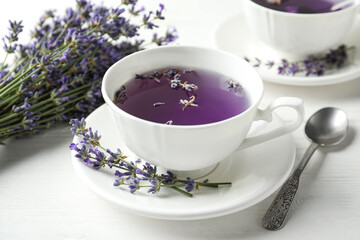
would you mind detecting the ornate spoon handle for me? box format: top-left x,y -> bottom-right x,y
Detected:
262,170 -> 300,230
262,142 -> 319,230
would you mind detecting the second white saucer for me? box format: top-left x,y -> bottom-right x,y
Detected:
213,12 -> 360,86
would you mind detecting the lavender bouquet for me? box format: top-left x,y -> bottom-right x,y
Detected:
0,0 -> 177,143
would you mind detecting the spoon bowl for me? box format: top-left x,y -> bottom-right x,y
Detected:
305,107 -> 348,146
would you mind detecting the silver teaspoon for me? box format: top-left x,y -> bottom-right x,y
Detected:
262,107 -> 349,230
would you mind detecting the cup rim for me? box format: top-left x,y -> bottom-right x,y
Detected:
246,0 -> 360,17
101,45 -> 264,129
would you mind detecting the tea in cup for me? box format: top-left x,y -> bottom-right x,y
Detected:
102,46 -> 304,171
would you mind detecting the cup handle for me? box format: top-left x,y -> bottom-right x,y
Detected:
236,97 -> 304,151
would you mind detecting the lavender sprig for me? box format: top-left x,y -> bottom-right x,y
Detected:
0,0 -> 178,144
245,45 -> 353,76
69,118 -> 231,197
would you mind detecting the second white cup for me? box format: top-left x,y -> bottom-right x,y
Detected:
243,0 -> 360,56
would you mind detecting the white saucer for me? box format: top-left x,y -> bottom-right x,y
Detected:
71,104 -> 296,220
213,12 -> 360,86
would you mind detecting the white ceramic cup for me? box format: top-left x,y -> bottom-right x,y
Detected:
243,0 -> 360,56
102,46 -> 304,172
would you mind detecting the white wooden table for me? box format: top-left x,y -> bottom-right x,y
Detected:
0,1 -> 359,239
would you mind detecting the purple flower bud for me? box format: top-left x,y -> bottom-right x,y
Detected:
129,177 -> 140,193
184,177 -> 195,192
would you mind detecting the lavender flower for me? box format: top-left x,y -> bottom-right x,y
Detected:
266,60 -> 275,69
115,170 -> 131,178
160,170 -> 176,184
2,20 -> 23,54
70,118 -> 87,136
89,148 -> 107,169
129,177 -> 140,193
135,74 -> 146,79
277,59 -> 289,75
184,177 -> 195,192
69,118 -> 231,197
167,71 -> 198,92
143,162 -> 157,177
325,44 -> 348,68
145,71 -> 162,79
21,111 -> 40,131
287,63 -> 301,75
182,83 -> 198,92
245,44 -> 353,77
155,4 -> 165,20
163,67 -> 179,77
7,20 -> 23,41
81,127 -> 101,146
70,143 -> 91,160
113,177 -> 123,187
303,56 -> 326,76
128,3 -> 145,16
143,12 -> 157,29
148,178 -> 160,194
13,98 -> 31,113
170,79 -> 181,89
253,58 -> 261,68
152,27 -> 178,46
0,0 -> 176,144
227,79 -> 242,91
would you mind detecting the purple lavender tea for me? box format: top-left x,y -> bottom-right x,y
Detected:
252,0 -> 349,13
113,67 -> 249,125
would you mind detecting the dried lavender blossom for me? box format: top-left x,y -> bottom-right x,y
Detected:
114,86 -> 128,104
266,0 -> 282,4
165,120 -> 173,125
179,95 -> 198,111
0,0 -> 177,143
227,79 -> 242,92
163,67 -> 179,77
182,82 -> 198,92
153,102 -> 165,107
245,44 -> 353,76
69,118 -> 231,197
167,70 -> 198,91
134,68 -> 198,92
170,78 -> 182,89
